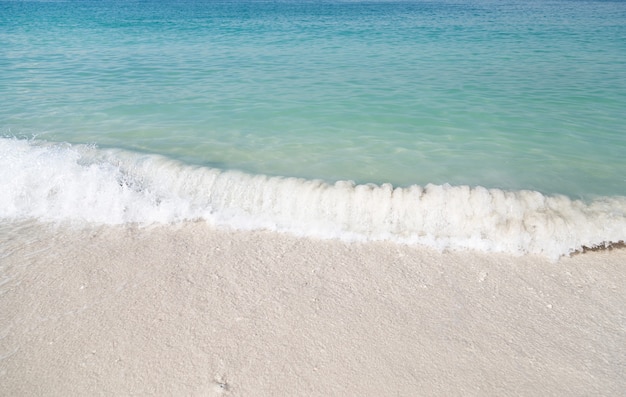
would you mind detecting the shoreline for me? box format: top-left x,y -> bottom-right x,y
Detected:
1,222 -> 625,395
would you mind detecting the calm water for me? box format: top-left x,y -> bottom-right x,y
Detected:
1,0 -> 625,257
2,0 -> 625,197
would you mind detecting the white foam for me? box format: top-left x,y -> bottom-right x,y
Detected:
1,137 -> 624,259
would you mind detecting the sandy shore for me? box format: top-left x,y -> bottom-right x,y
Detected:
1,222 -> 625,396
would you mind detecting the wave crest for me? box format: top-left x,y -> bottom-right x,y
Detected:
1,138 -> 624,259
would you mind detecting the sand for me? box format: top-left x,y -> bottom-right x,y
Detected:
1,221 -> 625,396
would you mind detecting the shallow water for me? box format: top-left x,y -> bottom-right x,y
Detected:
1,0 -> 625,257
2,0 -> 625,196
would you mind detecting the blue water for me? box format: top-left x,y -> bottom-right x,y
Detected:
1,0 -> 625,257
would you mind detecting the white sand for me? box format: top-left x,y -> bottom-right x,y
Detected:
1,222 -> 625,396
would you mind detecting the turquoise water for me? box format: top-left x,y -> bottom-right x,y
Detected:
1,0 -> 625,257
2,0 -> 625,197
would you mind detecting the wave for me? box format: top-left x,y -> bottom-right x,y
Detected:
1,137 -> 624,259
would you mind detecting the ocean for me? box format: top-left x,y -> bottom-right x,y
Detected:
1,0 -> 625,259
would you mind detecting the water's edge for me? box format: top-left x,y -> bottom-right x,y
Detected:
2,138 -> 624,260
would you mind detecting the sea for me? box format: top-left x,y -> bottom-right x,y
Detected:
1,0 -> 625,259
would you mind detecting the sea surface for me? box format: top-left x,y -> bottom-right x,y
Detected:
1,0 -> 625,258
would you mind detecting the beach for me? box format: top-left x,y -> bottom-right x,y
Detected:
2,221 -> 624,396
2,0 -> 626,394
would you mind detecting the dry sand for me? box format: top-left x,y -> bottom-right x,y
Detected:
1,222 -> 625,396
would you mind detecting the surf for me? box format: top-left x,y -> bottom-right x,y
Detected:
2,137 -> 624,260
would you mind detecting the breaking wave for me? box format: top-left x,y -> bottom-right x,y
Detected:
1,137 -> 624,259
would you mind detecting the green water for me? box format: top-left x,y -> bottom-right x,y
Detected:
2,0 -> 625,197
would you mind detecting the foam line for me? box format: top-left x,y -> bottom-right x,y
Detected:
1,138 -> 624,259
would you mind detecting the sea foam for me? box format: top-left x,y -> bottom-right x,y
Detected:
1,138 -> 624,259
